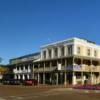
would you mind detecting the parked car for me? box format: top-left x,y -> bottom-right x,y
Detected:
23,79 -> 38,86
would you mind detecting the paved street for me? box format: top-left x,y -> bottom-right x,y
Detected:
0,85 -> 100,100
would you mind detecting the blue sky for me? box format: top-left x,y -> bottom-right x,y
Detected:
0,0 -> 100,64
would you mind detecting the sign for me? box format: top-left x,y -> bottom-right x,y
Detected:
66,65 -> 82,71
57,64 -> 61,70
73,65 -> 82,70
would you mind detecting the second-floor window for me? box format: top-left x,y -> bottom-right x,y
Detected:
45,61 -> 50,67
94,50 -> 97,57
54,47 -> 58,57
43,51 -> 46,59
61,46 -> 64,56
52,60 -> 57,66
21,66 -> 23,70
25,65 -> 28,70
87,49 -> 91,56
48,49 -> 52,58
77,47 -> 81,54
68,45 -> 72,55
17,66 -> 19,70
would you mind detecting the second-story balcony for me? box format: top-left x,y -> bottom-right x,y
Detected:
33,66 -> 57,72
91,65 -> 100,72
66,64 -> 100,72
33,65 -> 100,72
13,69 -> 31,74
45,66 -> 57,72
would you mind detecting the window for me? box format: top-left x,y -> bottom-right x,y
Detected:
48,49 -> 52,58
54,47 -> 58,57
87,49 -> 91,56
17,66 -> 19,70
40,62 -> 44,67
21,65 -> 23,70
43,51 -> 46,59
52,60 -> 57,66
94,50 -> 97,57
25,65 -> 28,70
45,62 -> 50,67
61,46 -> 65,56
62,59 -> 65,66
77,47 -> 81,54
68,45 -> 72,55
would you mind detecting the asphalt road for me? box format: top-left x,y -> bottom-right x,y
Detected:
0,85 -> 100,100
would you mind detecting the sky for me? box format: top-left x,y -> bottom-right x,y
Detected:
0,0 -> 100,64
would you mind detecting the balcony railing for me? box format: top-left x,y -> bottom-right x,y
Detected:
14,65 -> 100,73
91,66 -> 100,72
66,65 -> 100,72
33,66 -> 57,72
13,69 -> 31,74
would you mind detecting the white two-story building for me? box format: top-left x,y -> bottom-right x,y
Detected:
33,37 -> 100,85
10,53 -> 40,80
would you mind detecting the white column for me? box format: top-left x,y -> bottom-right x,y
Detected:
64,46 -> 68,56
50,62 -> 52,84
72,45 -> 74,55
33,64 -> 34,79
19,66 -> 21,73
23,65 -> 26,72
92,74 -> 94,84
28,65 -> 30,72
38,73 -> 40,84
50,74 -> 52,84
90,73 -> 93,85
52,48 -> 54,58
23,74 -> 25,80
81,72 -> 84,85
33,74 -> 34,79
82,75 -> 86,85
46,49 -> 49,59
91,48 -> 94,58
64,72 -> 67,85
73,42 -> 77,55
41,50 -> 43,60
58,46 -> 61,57
99,72 -> 100,83
72,72 -> 76,85
27,74 -> 29,79
56,73 -> 59,85
94,75 -> 96,84
23,65 -> 25,71
43,73 -> 45,84
83,75 -> 86,81
15,66 -> 17,71
18,75 -> 21,80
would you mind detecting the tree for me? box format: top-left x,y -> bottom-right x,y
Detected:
0,57 -> 3,63
0,66 -> 8,74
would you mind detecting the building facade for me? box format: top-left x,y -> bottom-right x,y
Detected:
33,37 -> 100,85
11,53 -> 40,80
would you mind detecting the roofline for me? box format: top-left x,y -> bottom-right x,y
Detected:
40,37 -> 100,49
41,37 -> 76,49
10,52 -> 40,61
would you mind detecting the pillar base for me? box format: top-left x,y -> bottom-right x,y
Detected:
64,82 -> 67,86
